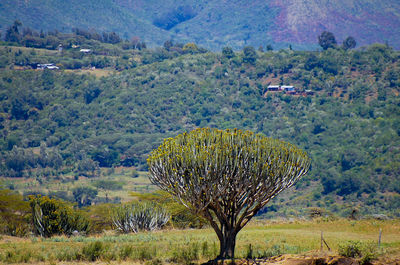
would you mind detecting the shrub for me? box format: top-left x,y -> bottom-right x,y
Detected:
0,189 -> 31,236
339,240 -> 363,258
338,240 -> 379,264
29,195 -> 90,237
111,202 -> 169,233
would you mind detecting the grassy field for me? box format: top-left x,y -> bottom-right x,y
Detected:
0,219 -> 398,264
2,168 -> 157,202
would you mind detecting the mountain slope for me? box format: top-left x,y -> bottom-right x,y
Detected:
1,0 -> 399,50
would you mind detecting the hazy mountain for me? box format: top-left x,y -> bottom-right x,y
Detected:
1,0 -> 399,50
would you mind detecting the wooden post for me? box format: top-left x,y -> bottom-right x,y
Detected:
320,231 -> 331,251
320,231 -> 323,251
378,228 -> 382,247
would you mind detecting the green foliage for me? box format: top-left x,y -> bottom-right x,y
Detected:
318,31 -> 337,50
0,189 -> 30,236
153,5 -> 196,30
29,195 -> 90,237
338,240 -> 363,257
338,240 -> 379,264
242,46 -> 257,64
94,180 -> 124,191
72,186 -> 98,207
342,36 -> 357,50
222,46 -> 235,59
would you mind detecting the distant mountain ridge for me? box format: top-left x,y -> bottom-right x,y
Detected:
1,0 -> 399,50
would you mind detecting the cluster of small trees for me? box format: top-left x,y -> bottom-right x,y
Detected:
318,31 -> 357,50
3,144 -> 62,178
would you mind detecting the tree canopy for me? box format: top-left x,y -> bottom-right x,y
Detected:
147,128 -> 311,259
318,31 -> 337,50
343,36 -> 357,50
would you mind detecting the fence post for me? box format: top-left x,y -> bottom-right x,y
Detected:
320,231 -> 323,251
320,231 -> 331,251
378,228 -> 382,247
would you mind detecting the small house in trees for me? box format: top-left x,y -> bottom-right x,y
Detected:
80,48 -> 91,53
281,85 -> 296,94
305,89 -> 314,95
37,63 -> 59,70
267,85 -> 280,91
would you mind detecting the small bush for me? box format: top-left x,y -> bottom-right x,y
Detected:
339,240 -> 379,264
339,240 -> 363,258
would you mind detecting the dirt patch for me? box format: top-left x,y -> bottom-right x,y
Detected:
202,254 -> 400,265
238,255 -> 359,265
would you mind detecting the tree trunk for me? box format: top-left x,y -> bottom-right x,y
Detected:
218,230 -> 237,259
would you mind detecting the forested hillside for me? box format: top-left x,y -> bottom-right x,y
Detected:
0,39 -> 399,217
1,0 -> 399,50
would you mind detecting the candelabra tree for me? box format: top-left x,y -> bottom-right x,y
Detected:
147,128 -> 311,260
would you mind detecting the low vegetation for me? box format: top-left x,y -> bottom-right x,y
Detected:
0,219 -> 397,264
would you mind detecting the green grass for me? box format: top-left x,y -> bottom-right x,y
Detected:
0,219 -> 398,264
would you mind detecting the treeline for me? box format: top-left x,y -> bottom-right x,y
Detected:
0,40 -> 399,217
3,20 -> 147,50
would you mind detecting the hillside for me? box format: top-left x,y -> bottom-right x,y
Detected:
0,41 -> 399,218
0,0 -> 399,50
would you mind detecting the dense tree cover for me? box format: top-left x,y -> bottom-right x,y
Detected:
0,42 -> 399,217
153,5 -> 197,30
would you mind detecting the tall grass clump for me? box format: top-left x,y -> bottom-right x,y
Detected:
82,241 -> 104,261
170,243 -> 200,265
